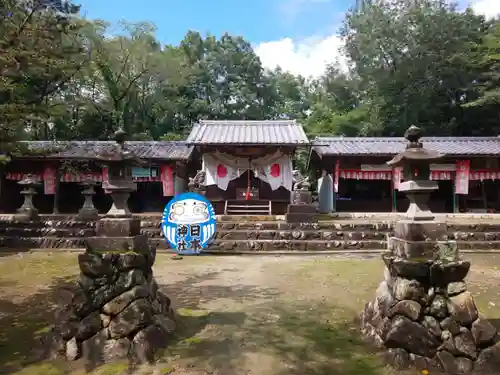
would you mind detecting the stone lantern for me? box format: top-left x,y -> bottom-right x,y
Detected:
360,126 -> 500,374
96,128 -> 145,217
88,128 -> 147,250
77,177 -> 99,221
387,125 -> 443,221
16,174 -> 41,221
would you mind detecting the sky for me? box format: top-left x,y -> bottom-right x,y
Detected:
78,0 -> 500,78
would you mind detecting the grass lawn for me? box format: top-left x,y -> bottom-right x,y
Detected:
0,253 -> 499,375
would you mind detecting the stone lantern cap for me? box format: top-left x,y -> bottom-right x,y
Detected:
95,128 -> 146,166
386,125 -> 444,167
17,174 -> 41,186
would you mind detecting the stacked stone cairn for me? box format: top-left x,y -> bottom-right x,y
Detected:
361,126 -> 500,374
45,245 -> 176,366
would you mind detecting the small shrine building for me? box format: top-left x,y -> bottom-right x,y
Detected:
186,120 -> 310,215
0,141 -> 194,214
310,136 -> 500,213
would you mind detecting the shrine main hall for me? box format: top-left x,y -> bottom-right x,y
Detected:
2,120 -> 500,215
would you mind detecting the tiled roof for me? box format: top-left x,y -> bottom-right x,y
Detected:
18,141 -> 194,160
312,137 -> 500,156
186,120 -> 310,145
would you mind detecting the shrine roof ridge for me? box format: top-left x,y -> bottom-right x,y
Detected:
16,140 -> 194,161
186,120 -> 310,145
311,136 -> 500,156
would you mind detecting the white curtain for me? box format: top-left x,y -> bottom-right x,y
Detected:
202,151 -> 294,191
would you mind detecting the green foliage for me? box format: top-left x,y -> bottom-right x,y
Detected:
2,0 -> 500,162
0,0 -> 90,154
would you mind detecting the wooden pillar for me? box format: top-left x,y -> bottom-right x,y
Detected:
452,175 -> 458,213
53,167 -> 60,214
332,159 -> 339,213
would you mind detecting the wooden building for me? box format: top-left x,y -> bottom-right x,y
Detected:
0,141 -> 194,214
186,120 -> 310,215
310,136 -> 500,213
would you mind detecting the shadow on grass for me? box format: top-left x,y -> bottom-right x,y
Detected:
163,302 -> 385,375
0,276 -> 75,375
0,269 -> 280,374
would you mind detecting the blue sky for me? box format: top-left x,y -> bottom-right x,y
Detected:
78,0 -> 351,45
77,0 -> 498,78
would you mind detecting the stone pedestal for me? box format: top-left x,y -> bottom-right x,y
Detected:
361,253 -> 500,373
16,187 -> 39,222
363,217 -> 500,373
399,180 -> 438,221
42,246 -> 176,366
87,218 -> 143,251
389,220 -> 457,261
107,190 -> 133,217
77,185 -> 99,221
285,202 -> 317,223
291,190 -> 312,205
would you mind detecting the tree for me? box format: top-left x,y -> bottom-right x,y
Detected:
0,0 -> 89,155
341,0 -> 489,136
462,21 -> 500,134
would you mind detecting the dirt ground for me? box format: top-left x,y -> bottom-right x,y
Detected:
0,253 -> 500,375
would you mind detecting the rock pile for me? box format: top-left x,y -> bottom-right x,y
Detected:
44,246 -> 176,366
361,254 -> 500,374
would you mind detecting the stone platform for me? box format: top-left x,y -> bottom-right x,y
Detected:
42,246 -> 176,366
2,214 -> 500,253
361,251 -> 500,373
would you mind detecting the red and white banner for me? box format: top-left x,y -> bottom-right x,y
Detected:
334,160 -> 340,193
430,171 -> 452,180
202,151 -> 293,191
469,170 -> 500,180
43,167 -> 56,195
60,172 -> 103,182
455,160 -> 470,195
340,170 -> 392,180
6,172 -> 42,181
392,167 -> 402,190
160,165 -> 174,196
101,167 -> 110,194
255,155 -> 293,191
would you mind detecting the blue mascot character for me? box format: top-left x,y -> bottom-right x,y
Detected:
161,192 -> 216,254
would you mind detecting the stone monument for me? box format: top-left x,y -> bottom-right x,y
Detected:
16,174 -> 41,221
43,245 -> 176,367
360,126 -> 500,374
87,128 -> 146,251
317,171 -> 334,214
286,170 -> 317,223
77,177 -> 99,221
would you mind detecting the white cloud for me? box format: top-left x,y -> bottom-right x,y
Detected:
256,0 -> 499,78
469,0 -> 500,19
255,35 -> 346,78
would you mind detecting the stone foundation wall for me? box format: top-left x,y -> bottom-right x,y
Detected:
361,255 -> 500,373
4,217 -> 500,252
43,247 -> 176,366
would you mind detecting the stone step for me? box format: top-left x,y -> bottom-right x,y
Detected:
147,238 -> 500,251
141,227 -> 500,242
140,228 -> 390,241
3,236 -> 500,253
0,236 -> 88,248
139,220 -> 394,231
226,209 -> 270,214
0,220 -> 95,230
140,220 -> 500,232
0,227 -> 96,237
